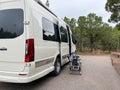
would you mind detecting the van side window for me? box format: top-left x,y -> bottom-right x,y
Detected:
54,24 -> 60,42
60,26 -> 68,43
42,18 -> 59,41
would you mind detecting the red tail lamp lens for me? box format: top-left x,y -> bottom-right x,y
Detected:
25,39 -> 34,62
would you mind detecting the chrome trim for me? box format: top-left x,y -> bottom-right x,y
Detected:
35,57 -> 54,68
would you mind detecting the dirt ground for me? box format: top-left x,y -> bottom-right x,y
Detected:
0,55 -> 120,90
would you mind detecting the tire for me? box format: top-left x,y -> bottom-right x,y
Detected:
51,58 -> 61,76
79,67 -> 81,72
79,62 -> 82,72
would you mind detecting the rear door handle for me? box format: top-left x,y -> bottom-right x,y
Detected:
0,47 -> 7,51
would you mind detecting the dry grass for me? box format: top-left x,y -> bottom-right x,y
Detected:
77,51 -> 111,56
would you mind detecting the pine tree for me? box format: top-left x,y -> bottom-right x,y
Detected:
105,0 -> 120,30
46,0 -> 49,7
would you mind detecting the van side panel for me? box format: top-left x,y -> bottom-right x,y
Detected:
26,0 -> 59,77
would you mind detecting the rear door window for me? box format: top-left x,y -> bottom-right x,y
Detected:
0,9 -> 24,39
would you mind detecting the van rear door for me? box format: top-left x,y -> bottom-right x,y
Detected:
0,0 -> 26,72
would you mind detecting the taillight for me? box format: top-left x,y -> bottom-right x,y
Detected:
25,39 -> 34,62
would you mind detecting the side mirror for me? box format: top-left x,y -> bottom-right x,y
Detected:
72,35 -> 77,44
73,39 -> 77,44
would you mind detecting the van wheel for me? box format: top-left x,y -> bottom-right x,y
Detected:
51,58 -> 61,76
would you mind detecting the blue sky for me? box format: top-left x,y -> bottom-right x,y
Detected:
41,0 -> 115,27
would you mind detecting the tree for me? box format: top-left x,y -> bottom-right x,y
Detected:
100,23 -> 113,51
105,0 -> 120,29
64,17 -> 76,33
46,0 -> 49,7
115,23 -> 120,30
64,13 -> 119,53
86,13 -> 103,52
77,16 -> 87,52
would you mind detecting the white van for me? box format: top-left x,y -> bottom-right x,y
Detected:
0,0 -> 76,83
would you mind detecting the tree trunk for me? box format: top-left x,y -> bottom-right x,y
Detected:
80,39 -> 83,52
80,30 -> 83,52
90,35 -> 94,52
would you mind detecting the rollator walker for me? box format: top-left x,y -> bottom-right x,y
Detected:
69,55 -> 82,75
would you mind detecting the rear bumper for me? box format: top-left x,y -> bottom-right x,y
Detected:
0,75 -> 32,83
0,66 -> 54,83
0,71 -> 31,83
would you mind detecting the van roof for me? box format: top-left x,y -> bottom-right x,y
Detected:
36,0 -> 57,18
0,0 -> 16,3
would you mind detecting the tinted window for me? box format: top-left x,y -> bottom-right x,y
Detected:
54,24 -> 60,42
60,26 -> 68,42
42,18 -> 59,41
0,9 -> 24,38
66,25 -> 71,43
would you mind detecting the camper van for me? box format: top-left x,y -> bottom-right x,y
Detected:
0,0 -> 76,83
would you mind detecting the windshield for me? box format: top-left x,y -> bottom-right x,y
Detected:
0,9 -> 24,38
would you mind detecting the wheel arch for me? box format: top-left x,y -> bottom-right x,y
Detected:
54,54 -> 61,65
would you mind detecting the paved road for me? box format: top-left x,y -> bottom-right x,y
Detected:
0,55 -> 120,90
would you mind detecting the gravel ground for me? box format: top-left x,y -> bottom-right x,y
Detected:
0,55 -> 120,90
